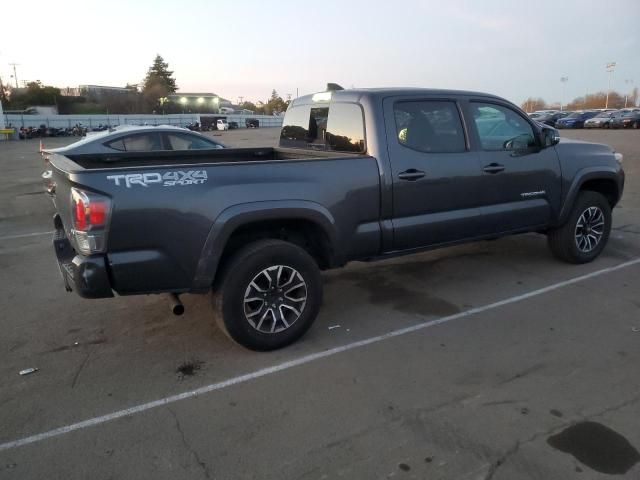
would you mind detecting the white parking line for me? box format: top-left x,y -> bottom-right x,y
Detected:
1,257 -> 639,453
0,231 -> 53,241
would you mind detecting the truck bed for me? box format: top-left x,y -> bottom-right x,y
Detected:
63,147 -> 352,170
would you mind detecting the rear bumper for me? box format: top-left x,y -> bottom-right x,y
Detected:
53,221 -> 113,299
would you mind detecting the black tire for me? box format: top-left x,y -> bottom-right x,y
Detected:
547,191 -> 612,264
633,121 -> 640,130
212,239 -> 323,351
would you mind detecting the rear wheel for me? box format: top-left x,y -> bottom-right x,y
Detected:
547,191 -> 611,264
212,239 -> 323,351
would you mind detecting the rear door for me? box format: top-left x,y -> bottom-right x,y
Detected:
463,100 -> 561,233
383,96 -> 485,250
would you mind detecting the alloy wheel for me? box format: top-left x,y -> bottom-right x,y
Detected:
243,265 -> 307,333
574,206 -> 605,253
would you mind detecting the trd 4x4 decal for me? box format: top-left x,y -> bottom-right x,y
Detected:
107,171 -> 208,188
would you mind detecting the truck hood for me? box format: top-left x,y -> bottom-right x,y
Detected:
555,137 -> 617,168
557,137 -> 612,150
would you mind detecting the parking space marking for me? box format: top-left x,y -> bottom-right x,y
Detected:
0,231 -> 53,241
1,257 -> 639,453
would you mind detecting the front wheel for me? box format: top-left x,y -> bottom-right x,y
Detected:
212,239 -> 323,351
547,191 -> 612,264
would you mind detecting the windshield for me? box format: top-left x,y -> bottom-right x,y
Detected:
566,112 -> 583,119
594,112 -> 611,118
622,111 -> 638,117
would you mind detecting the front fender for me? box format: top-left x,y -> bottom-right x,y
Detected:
191,200 -> 339,291
558,166 -> 624,224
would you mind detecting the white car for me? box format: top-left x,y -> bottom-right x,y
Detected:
217,119 -> 229,131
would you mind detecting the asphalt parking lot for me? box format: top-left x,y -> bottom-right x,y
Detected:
1,128 -> 639,479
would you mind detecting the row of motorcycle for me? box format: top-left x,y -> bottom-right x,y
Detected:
18,124 -> 111,139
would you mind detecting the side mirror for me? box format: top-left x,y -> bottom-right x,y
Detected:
504,133 -> 534,151
541,127 -> 560,147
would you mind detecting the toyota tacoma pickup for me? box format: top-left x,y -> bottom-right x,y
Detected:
43,86 -> 625,351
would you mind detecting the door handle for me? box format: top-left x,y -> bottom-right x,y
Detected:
398,169 -> 426,181
483,163 -> 505,174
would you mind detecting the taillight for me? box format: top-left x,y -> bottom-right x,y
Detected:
70,188 -> 111,254
74,195 -> 88,230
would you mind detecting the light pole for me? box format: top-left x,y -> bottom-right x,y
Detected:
560,77 -> 568,111
9,63 -> 19,88
179,97 -> 187,114
159,97 -> 168,115
624,79 -> 634,108
605,62 -> 616,109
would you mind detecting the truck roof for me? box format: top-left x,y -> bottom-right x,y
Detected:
290,87 -> 508,107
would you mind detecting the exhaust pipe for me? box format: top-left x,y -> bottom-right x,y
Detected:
168,293 -> 185,316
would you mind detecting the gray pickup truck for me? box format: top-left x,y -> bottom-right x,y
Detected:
44,86 -> 625,350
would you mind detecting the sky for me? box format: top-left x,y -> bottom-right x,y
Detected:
1,0 -> 638,106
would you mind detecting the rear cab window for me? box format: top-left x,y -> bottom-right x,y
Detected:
280,101 -> 366,153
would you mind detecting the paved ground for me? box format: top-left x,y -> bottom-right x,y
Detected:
1,128 -> 639,479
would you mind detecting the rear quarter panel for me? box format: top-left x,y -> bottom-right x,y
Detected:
51,156 -> 381,294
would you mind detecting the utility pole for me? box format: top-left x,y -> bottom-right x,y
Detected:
9,63 -> 19,88
605,62 -> 616,109
560,77 -> 568,111
238,96 -> 244,105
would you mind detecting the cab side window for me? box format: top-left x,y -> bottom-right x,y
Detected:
470,103 -> 536,151
394,101 -> 466,153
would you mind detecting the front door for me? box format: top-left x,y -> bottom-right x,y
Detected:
464,101 -> 562,234
384,97 -> 485,250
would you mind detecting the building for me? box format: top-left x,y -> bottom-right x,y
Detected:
167,92 -> 231,112
61,85 -> 135,99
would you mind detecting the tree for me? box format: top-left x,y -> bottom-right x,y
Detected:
142,55 -> 177,111
566,91 -> 626,110
264,89 -> 287,115
240,101 -> 257,112
520,97 -> 547,112
7,81 -> 61,109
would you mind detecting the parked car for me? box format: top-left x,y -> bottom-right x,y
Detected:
42,125 -> 224,155
43,87 -> 624,351
610,109 -> 640,129
228,121 -> 239,130
584,110 -> 619,129
555,111 -> 599,129
216,119 -> 229,131
535,111 -> 570,128
246,119 -> 260,128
